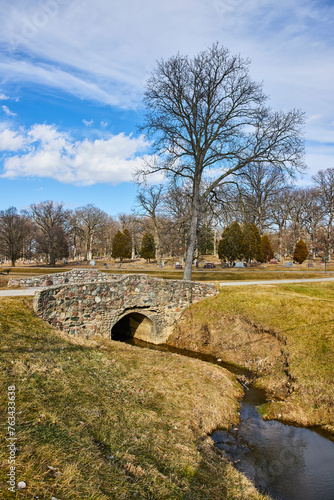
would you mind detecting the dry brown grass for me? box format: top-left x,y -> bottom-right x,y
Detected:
0,297 -> 269,499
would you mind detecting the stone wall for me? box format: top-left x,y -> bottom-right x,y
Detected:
8,269 -> 118,288
33,274 -> 217,344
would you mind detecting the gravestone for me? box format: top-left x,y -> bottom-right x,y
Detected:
89,260 -> 96,266
235,261 -> 245,268
284,262 -> 294,268
269,259 -> 278,264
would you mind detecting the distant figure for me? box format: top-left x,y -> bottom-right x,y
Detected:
195,258 -> 198,268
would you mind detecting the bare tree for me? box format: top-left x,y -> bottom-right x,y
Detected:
238,163 -> 288,234
287,188 -> 309,248
118,214 -> 141,259
270,188 -> 294,259
30,201 -> 68,266
312,168 -> 334,261
74,204 -> 108,261
140,43 -> 305,279
0,207 -> 31,266
303,187 -> 324,259
136,185 -> 164,265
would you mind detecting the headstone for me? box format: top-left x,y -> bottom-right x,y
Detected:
269,259 -> 278,264
308,262 -> 314,267
89,260 -> 96,266
284,262 -> 293,267
235,261 -> 245,268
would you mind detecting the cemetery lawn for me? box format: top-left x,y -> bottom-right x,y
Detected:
168,282 -> 334,436
0,265 -> 331,289
0,297 -> 269,500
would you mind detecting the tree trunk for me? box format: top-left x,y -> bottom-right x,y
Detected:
131,233 -> 135,260
154,223 -> 161,266
213,222 -> 217,256
49,250 -> 55,266
183,178 -> 201,281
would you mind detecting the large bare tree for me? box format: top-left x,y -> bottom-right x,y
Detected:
140,43 -> 305,280
30,201 -> 68,266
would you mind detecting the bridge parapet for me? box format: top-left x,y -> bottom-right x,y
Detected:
8,268 -> 117,288
33,274 -> 217,344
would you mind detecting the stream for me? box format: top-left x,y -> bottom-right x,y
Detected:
125,338 -> 334,500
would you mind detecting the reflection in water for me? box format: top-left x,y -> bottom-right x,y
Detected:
213,390 -> 334,500
123,338 -> 334,500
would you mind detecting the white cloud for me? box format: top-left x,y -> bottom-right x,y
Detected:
0,128 -> 25,151
0,124 -> 151,185
2,105 -> 17,117
83,119 -> 94,126
0,93 -> 10,101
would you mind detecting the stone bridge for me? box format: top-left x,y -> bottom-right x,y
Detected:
32,270 -> 217,344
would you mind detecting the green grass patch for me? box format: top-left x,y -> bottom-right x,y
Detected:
0,298 -> 268,499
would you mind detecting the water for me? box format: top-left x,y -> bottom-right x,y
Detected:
124,338 -> 334,500
213,386 -> 334,500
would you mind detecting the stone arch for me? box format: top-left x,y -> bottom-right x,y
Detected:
111,310 -> 156,342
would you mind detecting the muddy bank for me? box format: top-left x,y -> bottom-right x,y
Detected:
167,308 -> 334,435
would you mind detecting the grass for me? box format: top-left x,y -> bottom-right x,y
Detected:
106,268 -> 330,282
168,282 -> 334,434
0,298 -> 269,500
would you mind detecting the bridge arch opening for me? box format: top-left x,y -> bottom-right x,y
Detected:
111,312 -> 155,342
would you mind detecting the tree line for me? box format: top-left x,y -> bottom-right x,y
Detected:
0,164 -> 330,267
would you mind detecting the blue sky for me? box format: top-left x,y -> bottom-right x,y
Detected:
0,0 -> 333,215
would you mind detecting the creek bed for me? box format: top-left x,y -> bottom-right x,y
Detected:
125,338 -> 334,500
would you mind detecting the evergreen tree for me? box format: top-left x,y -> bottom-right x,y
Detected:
243,223 -> 263,263
293,240 -> 309,264
218,222 -> 244,263
140,232 -> 155,262
261,234 -> 274,262
112,229 -> 132,262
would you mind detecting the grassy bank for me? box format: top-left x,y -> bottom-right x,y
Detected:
0,298 -> 268,500
168,282 -> 334,435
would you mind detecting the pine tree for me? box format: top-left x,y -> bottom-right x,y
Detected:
261,234 -> 274,262
293,240 -> 309,264
218,222 -> 244,263
243,223 -> 262,263
140,232 -> 155,262
112,229 -> 132,262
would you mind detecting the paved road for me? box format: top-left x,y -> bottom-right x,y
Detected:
0,287 -> 45,297
219,276 -> 334,286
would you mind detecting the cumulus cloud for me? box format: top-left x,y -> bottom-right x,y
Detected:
0,128 -> 25,150
1,124 -> 151,185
